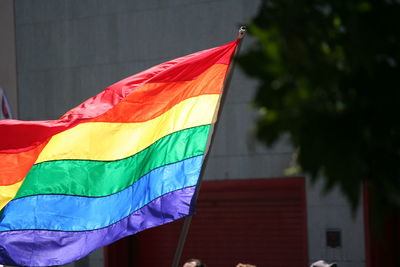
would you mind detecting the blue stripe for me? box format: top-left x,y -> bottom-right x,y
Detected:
0,187 -> 196,267
0,156 -> 203,232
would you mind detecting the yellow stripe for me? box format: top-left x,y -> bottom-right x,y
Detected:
0,181 -> 23,210
36,94 -> 220,163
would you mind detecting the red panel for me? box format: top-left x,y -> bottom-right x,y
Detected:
364,184 -> 400,267
104,236 -> 136,266
105,177 -> 308,267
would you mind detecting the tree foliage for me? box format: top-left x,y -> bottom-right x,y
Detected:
238,0 -> 400,218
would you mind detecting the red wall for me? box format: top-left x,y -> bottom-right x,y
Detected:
106,177 -> 308,267
364,185 -> 400,267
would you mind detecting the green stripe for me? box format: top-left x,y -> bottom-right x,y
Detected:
15,125 -> 210,199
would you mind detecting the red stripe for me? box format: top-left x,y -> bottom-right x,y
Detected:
147,41 -> 236,83
0,121 -> 68,153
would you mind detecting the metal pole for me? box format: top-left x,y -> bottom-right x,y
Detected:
171,26 -> 246,267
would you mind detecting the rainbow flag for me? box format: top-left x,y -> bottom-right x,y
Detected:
0,40 -> 238,266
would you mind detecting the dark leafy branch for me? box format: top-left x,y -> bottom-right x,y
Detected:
238,0 -> 400,221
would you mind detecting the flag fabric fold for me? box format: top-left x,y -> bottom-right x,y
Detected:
0,40 -> 238,266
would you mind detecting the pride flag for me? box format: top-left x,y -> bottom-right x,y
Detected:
0,40 -> 238,266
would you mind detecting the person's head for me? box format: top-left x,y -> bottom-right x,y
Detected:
310,260 -> 337,267
236,263 -> 256,267
183,258 -> 206,267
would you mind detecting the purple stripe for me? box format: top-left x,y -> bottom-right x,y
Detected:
0,186 -> 196,266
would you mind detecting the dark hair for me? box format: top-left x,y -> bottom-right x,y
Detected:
185,258 -> 206,267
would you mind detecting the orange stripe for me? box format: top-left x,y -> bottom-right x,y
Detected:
92,64 -> 227,123
0,142 -> 47,186
0,64 -> 227,186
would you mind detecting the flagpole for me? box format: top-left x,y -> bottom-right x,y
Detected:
171,26 -> 246,267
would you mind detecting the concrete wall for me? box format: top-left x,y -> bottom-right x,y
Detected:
0,0 -> 18,117
307,179 -> 366,267
14,0 -> 259,121
12,0 -> 366,266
